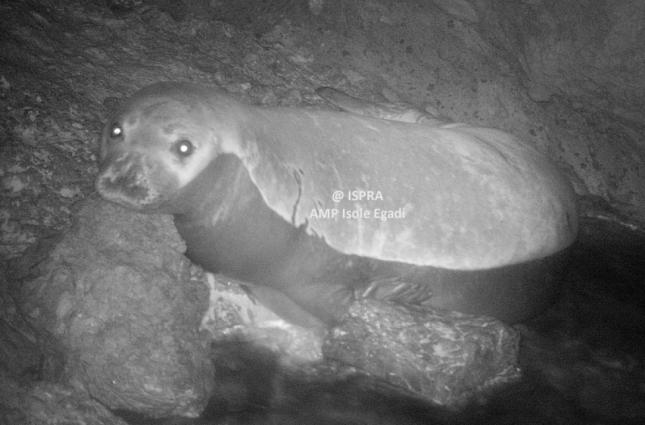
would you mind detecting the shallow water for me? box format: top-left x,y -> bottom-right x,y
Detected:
119,217 -> 645,425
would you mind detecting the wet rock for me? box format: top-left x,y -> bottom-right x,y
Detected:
325,299 -> 521,406
199,272 -> 325,365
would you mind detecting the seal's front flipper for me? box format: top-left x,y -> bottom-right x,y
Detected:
358,277 -> 433,307
281,281 -> 355,325
240,283 -> 326,330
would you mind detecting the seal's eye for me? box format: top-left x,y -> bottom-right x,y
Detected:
109,124 -> 123,138
174,139 -> 194,157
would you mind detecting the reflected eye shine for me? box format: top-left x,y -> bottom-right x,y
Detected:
174,139 -> 194,157
110,124 -> 123,138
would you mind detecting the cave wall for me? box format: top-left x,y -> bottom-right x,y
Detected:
484,0 -> 645,216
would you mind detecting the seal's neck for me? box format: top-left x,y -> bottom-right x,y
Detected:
170,154 -> 256,223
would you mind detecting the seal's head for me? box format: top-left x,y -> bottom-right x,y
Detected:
95,83 -> 241,213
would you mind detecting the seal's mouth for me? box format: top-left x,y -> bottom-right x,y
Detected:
95,153 -> 164,211
96,174 -> 154,210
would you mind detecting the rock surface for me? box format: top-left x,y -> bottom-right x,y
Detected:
0,373 -> 130,425
15,198 -> 214,418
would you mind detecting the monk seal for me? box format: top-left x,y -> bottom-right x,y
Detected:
95,82 -> 578,325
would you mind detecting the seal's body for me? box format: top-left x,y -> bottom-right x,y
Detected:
96,82 -> 578,324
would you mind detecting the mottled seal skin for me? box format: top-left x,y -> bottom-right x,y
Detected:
96,82 -> 578,324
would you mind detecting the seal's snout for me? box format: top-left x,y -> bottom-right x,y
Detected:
95,152 -> 160,210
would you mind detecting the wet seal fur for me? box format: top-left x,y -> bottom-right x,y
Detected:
96,82 -> 578,325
